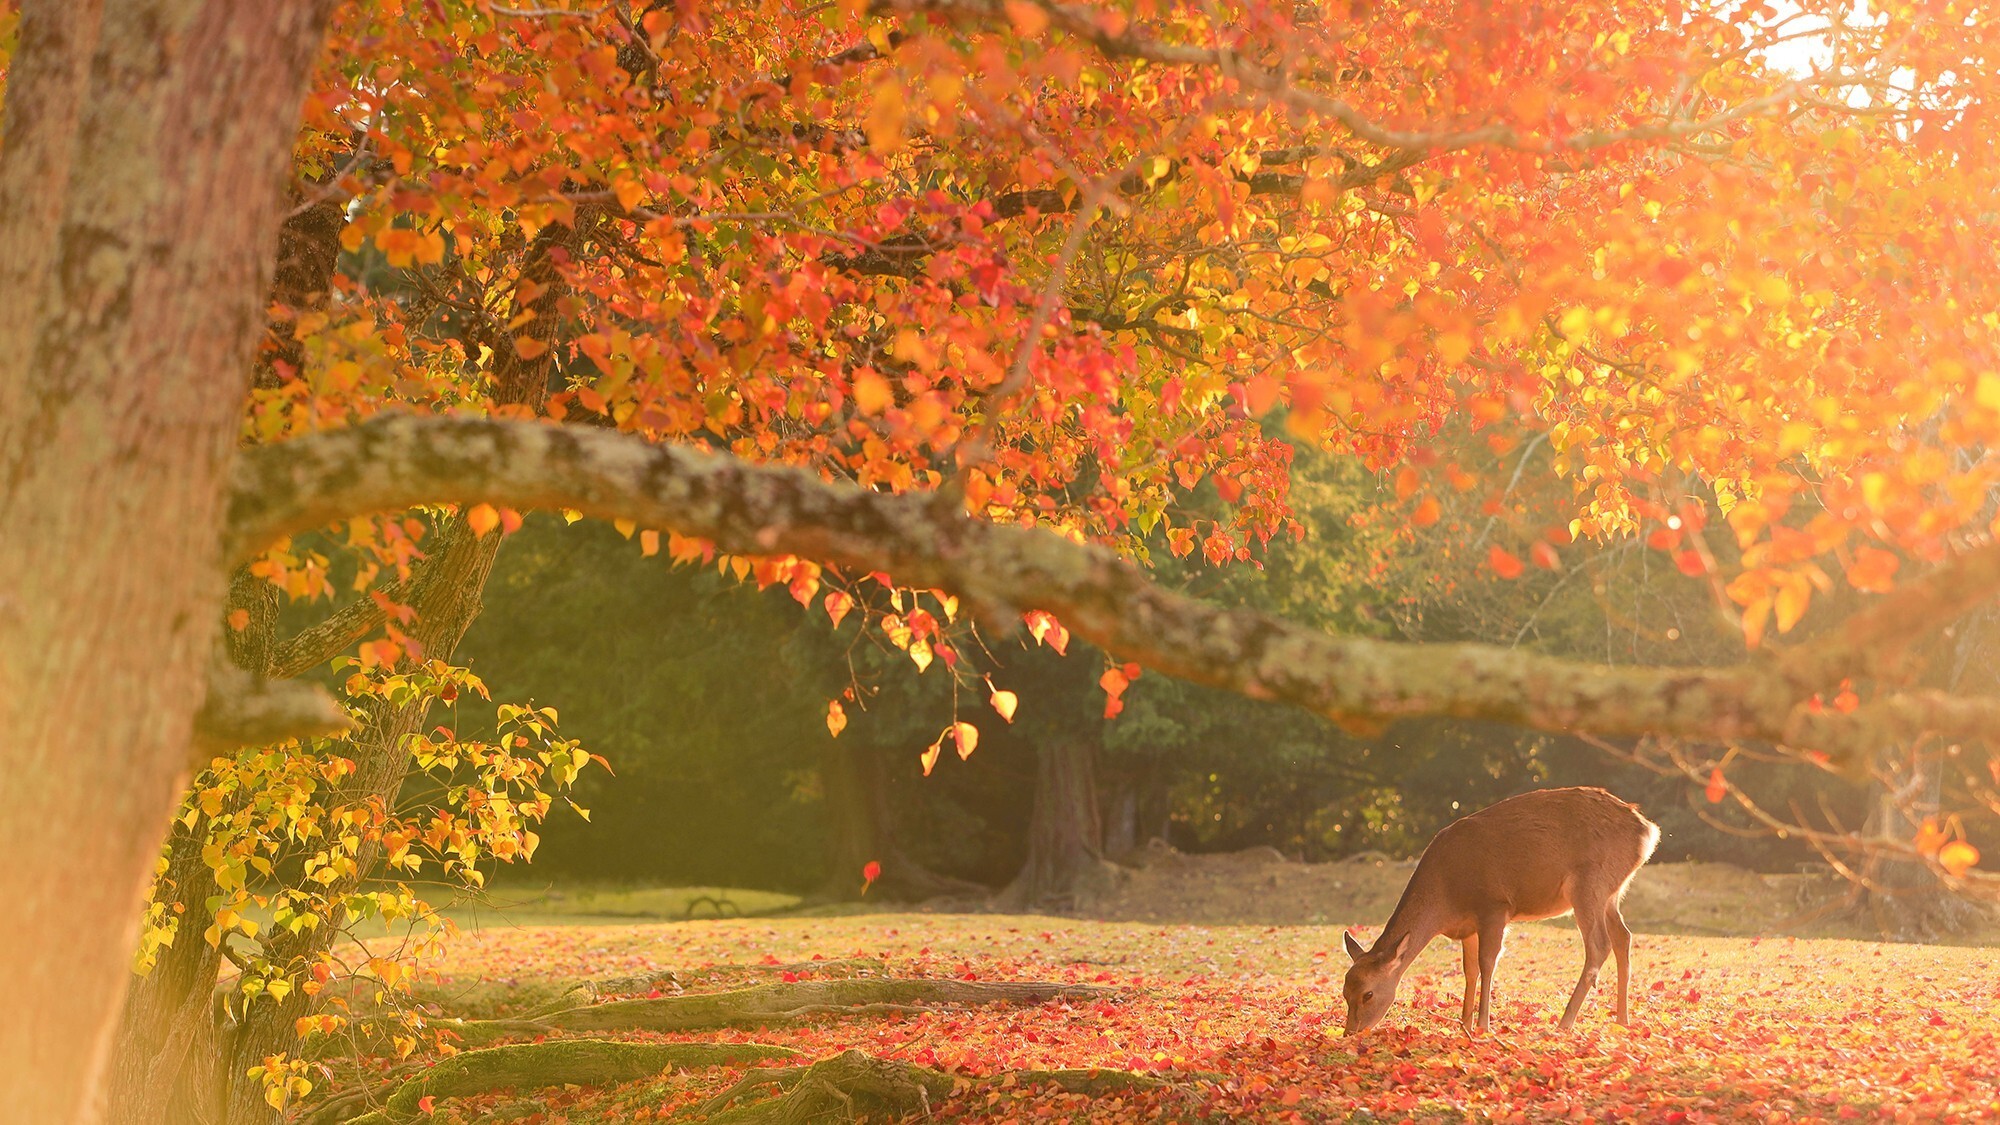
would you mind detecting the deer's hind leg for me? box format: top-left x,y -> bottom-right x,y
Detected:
1459,934 -> 1479,1034
1559,884 -> 1614,1030
1475,915 -> 1506,1033
1607,901 -> 1634,1024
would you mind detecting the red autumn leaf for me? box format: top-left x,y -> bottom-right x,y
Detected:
1704,768 -> 1727,804
860,860 -> 881,894
1488,545 -> 1524,579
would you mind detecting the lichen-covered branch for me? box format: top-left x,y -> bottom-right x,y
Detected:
226,415 -> 2000,768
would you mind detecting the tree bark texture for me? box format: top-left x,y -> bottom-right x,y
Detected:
816,741 -> 986,901
104,179 -> 353,1125
219,519 -> 506,1125
104,187 -> 590,1125
1005,728 -> 1114,909
0,3 -> 336,1120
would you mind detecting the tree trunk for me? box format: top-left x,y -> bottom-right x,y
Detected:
1002,727 -> 1118,910
1860,749 -> 1959,941
1100,770 -> 1141,861
104,163 -> 354,1125
0,3 -> 335,1120
101,818 -> 230,1125
1858,609 -> 1998,941
216,520 -> 505,1125
816,742 -> 986,902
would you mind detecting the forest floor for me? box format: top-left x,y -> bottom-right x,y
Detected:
336,857 -> 2000,1123
382,912 -> 2000,1123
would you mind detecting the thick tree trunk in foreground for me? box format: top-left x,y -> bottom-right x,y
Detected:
0,3 -> 335,1120
107,172 -> 354,1125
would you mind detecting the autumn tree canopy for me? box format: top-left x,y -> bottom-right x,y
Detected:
4,0 -> 2000,1119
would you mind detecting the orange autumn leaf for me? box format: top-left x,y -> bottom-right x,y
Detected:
1846,547 -> 1901,593
1937,840 -> 1980,877
1914,818 -> 1949,857
825,700 -> 847,739
990,689 -> 1018,723
824,590 -> 855,630
949,721 -> 978,759
465,503 -> 500,538
1488,546 -> 1524,580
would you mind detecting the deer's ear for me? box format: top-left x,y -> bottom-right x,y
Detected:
1390,933 -> 1412,963
1343,931 -> 1366,961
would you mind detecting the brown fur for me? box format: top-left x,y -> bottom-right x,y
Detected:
1341,787 -> 1659,1035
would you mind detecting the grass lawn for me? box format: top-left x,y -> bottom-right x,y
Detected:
397,911 -> 2000,1122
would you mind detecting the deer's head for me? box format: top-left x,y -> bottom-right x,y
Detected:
1341,930 -> 1412,1036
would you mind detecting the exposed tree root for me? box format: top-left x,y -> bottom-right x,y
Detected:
415,959 -> 890,1022
338,1040 -> 800,1124
445,978 -> 1111,1044
692,1049 -> 956,1124
690,1053 -> 1175,1122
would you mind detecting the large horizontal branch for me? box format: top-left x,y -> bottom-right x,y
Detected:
1781,541 -> 2000,691
226,415 -> 2000,767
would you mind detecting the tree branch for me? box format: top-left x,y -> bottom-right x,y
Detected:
220,414 -> 2000,766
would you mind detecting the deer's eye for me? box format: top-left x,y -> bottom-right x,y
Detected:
1362,991 -> 1374,1003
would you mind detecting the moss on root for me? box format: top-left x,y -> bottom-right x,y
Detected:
342,1040 -> 799,1124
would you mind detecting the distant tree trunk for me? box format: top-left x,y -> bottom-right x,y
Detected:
1860,749 -> 1960,940
1002,726 -> 1117,909
217,519 -> 503,1125
816,742 -> 986,902
105,576 -> 281,1125
1858,609 -> 1996,941
1101,772 -> 1141,861
102,816 -> 230,1125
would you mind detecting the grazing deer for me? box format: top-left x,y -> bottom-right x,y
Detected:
1340,786 -> 1659,1036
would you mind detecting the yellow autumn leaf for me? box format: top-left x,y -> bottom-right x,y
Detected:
853,371 -> 895,415
866,76 -> 907,154
951,721 -> 978,759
